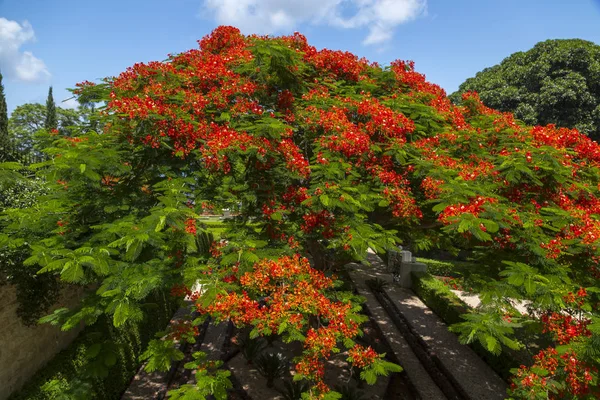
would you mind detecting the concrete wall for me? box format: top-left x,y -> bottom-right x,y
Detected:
0,284 -> 84,400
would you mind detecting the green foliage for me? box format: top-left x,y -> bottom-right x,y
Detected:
0,174 -> 58,325
0,246 -> 60,326
239,335 -> 267,363
280,379 -> 310,400
8,291 -> 177,400
254,352 -> 289,388
167,352 -> 232,400
139,338 -> 184,372
411,271 -> 471,323
0,176 -> 47,210
358,358 -> 402,385
45,87 -> 58,132
451,39 -> 600,140
411,271 -> 531,379
415,257 -> 476,278
449,311 -> 524,356
333,384 -> 365,400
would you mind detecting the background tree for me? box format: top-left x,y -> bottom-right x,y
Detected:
0,72 -> 8,148
9,103 -> 81,152
70,81 -> 106,133
44,86 -> 58,131
450,39 -> 600,140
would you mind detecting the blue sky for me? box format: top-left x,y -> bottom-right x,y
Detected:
1,0 -> 599,114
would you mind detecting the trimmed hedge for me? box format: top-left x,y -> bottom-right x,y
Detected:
411,271 -> 526,381
9,291 -> 178,400
411,271 -> 470,325
415,258 -> 475,278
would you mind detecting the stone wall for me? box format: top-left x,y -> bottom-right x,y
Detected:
0,284 -> 84,400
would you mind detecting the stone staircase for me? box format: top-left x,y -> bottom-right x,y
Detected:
347,252 -> 508,400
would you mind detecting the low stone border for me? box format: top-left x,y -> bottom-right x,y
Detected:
365,253 -> 508,399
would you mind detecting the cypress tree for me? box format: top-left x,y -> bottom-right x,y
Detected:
44,86 -> 57,131
0,72 -> 8,147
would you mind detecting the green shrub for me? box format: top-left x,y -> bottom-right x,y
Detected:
239,336 -> 267,364
9,291 -> 178,400
0,177 -> 47,211
254,352 -> 288,388
411,271 -> 470,325
280,379 -> 309,400
415,258 -> 475,278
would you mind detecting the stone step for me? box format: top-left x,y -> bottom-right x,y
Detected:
353,254 -> 508,400
347,263 -> 448,400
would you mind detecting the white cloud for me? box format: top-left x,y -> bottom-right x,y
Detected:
61,98 -> 80,110
0,18 -> 50,82
201,0 -> 426,45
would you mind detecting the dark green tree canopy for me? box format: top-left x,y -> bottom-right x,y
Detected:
450,39 -> 600,140
44,86 -> 58,131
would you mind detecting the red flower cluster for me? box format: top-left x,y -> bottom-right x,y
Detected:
540,312 -> 591,345
170,284 -> 192,298
421,176 -> 445,199
72,80 -> 96,95
383,187 -> 423,218
347,344 -> 379,369
438,197 -> 498,224
168,319 -> 199,341
564,287 -> 588,306
301,210 -> 335,238
305,48 -> 369,82
201,255 -> 362,392
277,139 -> 310,178
184,218 -> 197,235
355,97 -> 415,138
511,347 -> 597,398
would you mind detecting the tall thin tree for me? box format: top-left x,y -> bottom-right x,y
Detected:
0,72 -> 8,147
44,86 -> 57,131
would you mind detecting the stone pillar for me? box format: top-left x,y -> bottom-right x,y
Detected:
396,250 -> 427,288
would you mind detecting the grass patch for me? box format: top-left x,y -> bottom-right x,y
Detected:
198,220 -> 228,238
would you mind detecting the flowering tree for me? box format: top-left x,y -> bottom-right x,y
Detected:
1,26 -> 599,398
